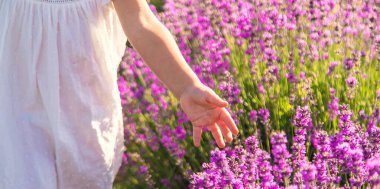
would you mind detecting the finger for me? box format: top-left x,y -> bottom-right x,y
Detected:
217,120 -> 233,143
193,126 -> 203,147
220,108 -> 239,136
208,123 -> 225,148
191,111 -> 218,127
205,90 -> 228,107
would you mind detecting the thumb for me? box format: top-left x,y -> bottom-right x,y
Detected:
204,90 -> 229,107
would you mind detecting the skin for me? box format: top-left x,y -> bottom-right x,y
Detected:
112,0 -> 239,148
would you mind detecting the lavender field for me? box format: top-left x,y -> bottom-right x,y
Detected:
114,0 -> 380,188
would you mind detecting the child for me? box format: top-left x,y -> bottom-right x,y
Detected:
0,0 -> 239,188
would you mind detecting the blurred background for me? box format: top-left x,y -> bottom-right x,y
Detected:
114,0 -> 380,188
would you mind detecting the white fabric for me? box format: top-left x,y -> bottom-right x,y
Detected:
0,0 -> 127,188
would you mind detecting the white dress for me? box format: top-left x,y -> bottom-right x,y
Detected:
0,0 -> 127,188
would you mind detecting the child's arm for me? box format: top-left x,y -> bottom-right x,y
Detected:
113,0 -> 197,99
112,0 -> 239,148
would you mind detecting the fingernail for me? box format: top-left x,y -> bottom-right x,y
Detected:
228,133 -> 233,143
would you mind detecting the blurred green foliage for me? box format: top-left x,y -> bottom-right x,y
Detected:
150,0 -> 164,12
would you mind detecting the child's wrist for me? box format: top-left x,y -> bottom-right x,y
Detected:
177,80 -> 204,100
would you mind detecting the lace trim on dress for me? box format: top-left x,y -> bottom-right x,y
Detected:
34,0 -> 82,3
31,0 -> 111,5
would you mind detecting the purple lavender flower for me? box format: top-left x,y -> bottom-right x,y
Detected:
117,76 -> 129,106
259,108 -> 272,136
138,165 -> 149,175
366,154 -> 380,186
256,149 -> 277,188
258,83 -> 266,94
270,131 -> 293,184
328,97 -> 340,120
147,104 -> 160,119
292,106 -> 313,130
286,73 -> 298,84
189,173 -> 205,188
329,88 -> 335,96
365,112 -> 380,158
323,52 -> 329,60
259,108 -> 270,125
160,178 -> 171,188
174,125 -> 187,140
244,135 -> 260,155
330,105 -> 369,186
291,106 -> 313,185
159,125 -> 186,158
299,72 -> 306,80
300,162 -> 317,184
346,76 -> 357,88
122,153 -> 129,165
291,128 -> 307,171
343,58 -> 354,70
359,110 -> 368,121
210,149 -> 237,187
327,61 -> 340,75
249,110 -> 258,123
311,130 -> 334,186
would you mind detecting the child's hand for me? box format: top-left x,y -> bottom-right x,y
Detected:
179,83 -> 239,148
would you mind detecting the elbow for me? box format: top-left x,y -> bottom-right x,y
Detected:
139,14 -> 161,29
125,16 -> 162,43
